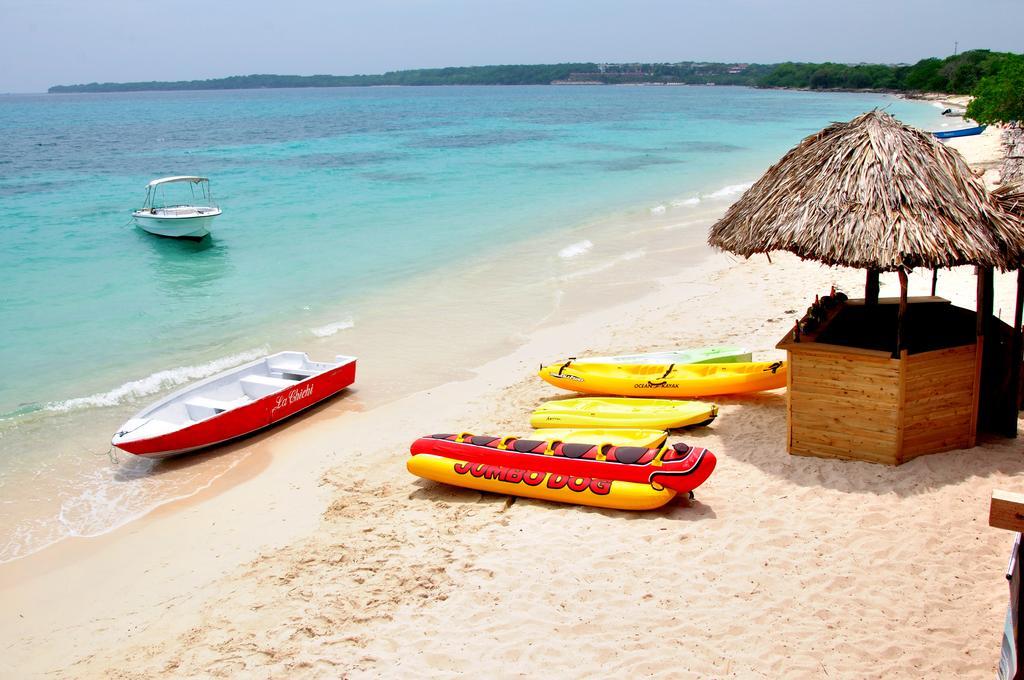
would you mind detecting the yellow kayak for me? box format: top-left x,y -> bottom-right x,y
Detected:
539,360 -> 786,397
530,428 -> 668,447
530,397 -> 717,430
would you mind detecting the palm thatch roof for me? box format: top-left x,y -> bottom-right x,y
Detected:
708,110 -> 1023,271
994,182 -> 1024,218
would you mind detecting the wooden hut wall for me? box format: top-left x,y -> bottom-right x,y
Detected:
787,343 -> 979,465
901,345 -> 978,460
788,347 -> 902,464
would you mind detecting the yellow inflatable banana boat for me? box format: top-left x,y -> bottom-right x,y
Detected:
409,433 -> 717,510
530,428 -> 668,447
539,360 -> 786,398
530,397 -> 717,430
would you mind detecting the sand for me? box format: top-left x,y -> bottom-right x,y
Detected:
944,124 -> 1005,187
2,124 -> 1022,679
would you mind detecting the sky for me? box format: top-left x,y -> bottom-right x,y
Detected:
1,0 -> 1022,93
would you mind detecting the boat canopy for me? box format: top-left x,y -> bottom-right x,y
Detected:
146,176 -> 209,188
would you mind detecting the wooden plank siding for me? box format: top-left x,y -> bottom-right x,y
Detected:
786,343 -> 978,465
900,344 -> 977,462
788,348 -> 902,463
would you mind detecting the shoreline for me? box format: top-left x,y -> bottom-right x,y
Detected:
0,192 -> 733,565
13,76 -> 880,567
0,241 -> 741,674
7,242 -> 1020,676
3,102 -> 1014,677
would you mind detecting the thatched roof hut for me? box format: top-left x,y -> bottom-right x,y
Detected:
708,110 -> 1021,271
993,178 -> 1024,323
706,110 -> 1024,463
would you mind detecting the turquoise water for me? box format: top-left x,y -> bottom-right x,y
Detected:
0,86 -> 943,414
0,86 -> 944,560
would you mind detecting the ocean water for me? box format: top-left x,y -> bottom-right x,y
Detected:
0,86 -> 945,561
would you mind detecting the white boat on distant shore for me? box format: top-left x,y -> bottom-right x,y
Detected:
132,176 -> 222,239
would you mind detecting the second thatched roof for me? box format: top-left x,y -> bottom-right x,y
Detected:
994,182 -> 1024,219
999,124 -> 1024,186
708,110 -> 1022,271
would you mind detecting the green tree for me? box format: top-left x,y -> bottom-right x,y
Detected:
903,58 -> 947,91
966,61 -> 1024,123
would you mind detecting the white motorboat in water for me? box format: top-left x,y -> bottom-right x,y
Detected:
132,176 -> 222,239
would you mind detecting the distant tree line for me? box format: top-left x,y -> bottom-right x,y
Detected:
45,61 -> 786,92
759,50 -> 1023,94
47,65 -> 601,92
47,51 -> 1024,122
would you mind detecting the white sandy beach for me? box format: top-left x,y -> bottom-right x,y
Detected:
1,122 -> 1021,678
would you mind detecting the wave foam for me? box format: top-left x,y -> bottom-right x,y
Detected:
656,181 -> 750,216
1,451 -> 252,564
707,182 -> 753,199
558,240 -> 593,259
559,249 -> 645,281
311,317 -> 355,338
661,218 -> 705,232
44,347 -> 268,413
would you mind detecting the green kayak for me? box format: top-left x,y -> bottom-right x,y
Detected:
568,346 -> 752,366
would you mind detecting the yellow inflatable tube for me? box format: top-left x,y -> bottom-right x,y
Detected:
529,428 -> 668,447
407,454 -> 677,511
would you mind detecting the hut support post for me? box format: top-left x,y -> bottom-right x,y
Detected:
895,268 -> 909,357
865,268 -> 880,304
931,269 -> 938,296
977,266 -> 994,336
976,266 -> 995,436
1014,269 -> 1024,412
1016,269 -> 1024,332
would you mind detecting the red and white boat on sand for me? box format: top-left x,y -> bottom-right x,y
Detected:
112,352 -> 356,458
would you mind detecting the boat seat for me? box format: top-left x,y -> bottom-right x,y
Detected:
240,374 -> 296,399
270,365 -> 320,379
185,396 -> 247,421
613,446 -> 649,465
560,443 -> 592,459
